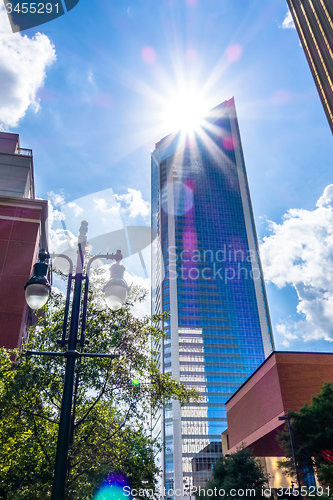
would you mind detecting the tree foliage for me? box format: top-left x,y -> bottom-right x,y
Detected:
277,382 -> 333,488
195,448 -> 269,500
0,273 -> 196,499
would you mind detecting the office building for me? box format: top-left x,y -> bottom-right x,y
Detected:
223,351 -> 332,488
151,98 -> 275,494
0,132 -> 48,349
286,0 -> 333,134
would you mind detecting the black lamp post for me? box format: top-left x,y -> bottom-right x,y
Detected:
24,221 -> 129,500
278,414 -> 301,490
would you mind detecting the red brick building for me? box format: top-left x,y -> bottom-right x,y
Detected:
223,351 -> 333,487
0,132 -> 48,349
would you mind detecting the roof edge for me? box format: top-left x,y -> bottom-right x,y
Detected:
226,350 -> 333,405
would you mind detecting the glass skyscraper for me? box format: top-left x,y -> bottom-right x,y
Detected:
286,0 -> 333,134
151,98 -> 274,495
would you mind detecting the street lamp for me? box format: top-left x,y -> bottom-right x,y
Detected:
24,221 -> 129,500
103,260 -> 128,311
24,248 -> 51,309
278,414 -> 301,490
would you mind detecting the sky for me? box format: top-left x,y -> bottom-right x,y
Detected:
1,0 -> 333,352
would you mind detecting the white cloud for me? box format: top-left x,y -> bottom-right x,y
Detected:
93,197 -> 120,216
125,272 -> 151,318
47,200 -> 77,257
276,324 -> 299,348
115,188 -> 150,219
67,201 -> 83,217
316,184 -> 333,208
281,10 -> 295,30
58,189 -> 123,240
260,184 -> 333,345
87,70 -> 95,87
48,190 -> 65,207
45,189 -> 153,319
47,200 -> 65,233
0,5 -> 56,129
49,227 -> 77,256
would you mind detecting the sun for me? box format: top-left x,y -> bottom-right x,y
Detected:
162,89 -> 210,134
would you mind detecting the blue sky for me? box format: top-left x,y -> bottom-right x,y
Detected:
1,0 -> 333,351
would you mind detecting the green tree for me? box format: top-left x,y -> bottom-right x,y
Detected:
0,275 -> 196,499
195,448 -> 269,500
277,382 -> 333,489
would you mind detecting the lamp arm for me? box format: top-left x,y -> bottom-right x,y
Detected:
86,251 -> 122,277
49,253 -> 74,274
80,252 -> 123,346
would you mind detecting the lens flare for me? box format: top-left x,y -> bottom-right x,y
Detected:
222,135 -> 237,150
186,0 -> 199,6
271,89 -> 292,105
95,93 -> 113,108
93,473 -> 129,500
161,181 -> 194,216
141,46 -> 156,64
226,44 -> 242,62
185,48 -> 198,63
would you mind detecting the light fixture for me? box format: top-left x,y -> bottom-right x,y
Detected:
25,248 -> 51,310
103,261 -> 129,311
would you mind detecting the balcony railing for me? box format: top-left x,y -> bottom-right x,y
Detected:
17,148 -> 33,156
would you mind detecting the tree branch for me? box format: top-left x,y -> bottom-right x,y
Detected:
74,371 -> 110,430
14,404 -> 57,424
32,416 -> 53,468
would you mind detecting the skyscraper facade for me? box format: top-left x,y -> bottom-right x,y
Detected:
151,98 -> 274,495
286,0 -> 333,134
